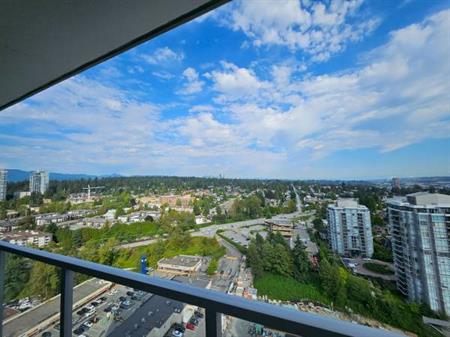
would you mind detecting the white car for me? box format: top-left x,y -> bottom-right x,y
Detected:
172,330 -> 183,337
85,309 -> 96,318
83,321 -> 93,328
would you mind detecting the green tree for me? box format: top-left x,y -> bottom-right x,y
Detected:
292,237 -> 310,282
5,254 -> 31,301
25,262 -> 60,299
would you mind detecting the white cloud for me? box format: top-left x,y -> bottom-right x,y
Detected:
143,47 -> 184,65
207,9 -> 450,157
177,67 -> 204,95
152,70 -> 174,80
222,0 -> 379,62
207,62 -> 269,101
1,9 -> 448,178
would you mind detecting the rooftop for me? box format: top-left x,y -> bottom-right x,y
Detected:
158,255 -> 202,268
388,192 -> 450,207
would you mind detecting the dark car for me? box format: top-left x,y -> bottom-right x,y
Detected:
73,326 -> 85,335
99,296 -> 107,301
119,296 -> 126,302
189,317 -> 199,326
41,332 -> 52,337
103,305 -> 112,313
76,308 -> 88,316
173,323 -> 185,332
126,291 -> 134,296
194,310 -> 204,318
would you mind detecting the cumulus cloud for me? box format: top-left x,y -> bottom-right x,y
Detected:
1,8 -> 448,178
207,9 -> 450,156
221,0 -> 379,62
177,67 -> 205,95
207,62 -> 270,101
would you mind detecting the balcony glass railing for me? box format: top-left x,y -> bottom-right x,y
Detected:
0,241 -> 403,337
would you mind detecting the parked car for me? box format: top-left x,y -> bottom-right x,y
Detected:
171,329 -> 183,337
194,310 -> 204,318
173,323 -> 185,332
189,317 -> 199,326
119,296 -> 127,302
82,321 -> 92,329
73,326 -> 85,335
126,291 -> 134,296
186,323 -> 195,331
84,308 -> 96,318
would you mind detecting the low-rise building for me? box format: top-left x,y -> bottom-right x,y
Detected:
1,230 -> 52,247
82,216 -> 108,229
13,191 -> 31,199
104,209 -> 116,220
35,213 -> 70,227
0,220 -> 21,232
265,217 -> 294,238
157,255 -> 202,275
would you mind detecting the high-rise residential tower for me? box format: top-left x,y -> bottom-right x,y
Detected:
29,170 -> 49,194
392,177 -> 401,189
387,192 -> 450,315
0,169 -> 6,201
327,199 -> 373,257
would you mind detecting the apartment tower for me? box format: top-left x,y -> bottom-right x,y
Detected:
0,169 -> 6,201
327,199 -> 373,257
387,192 -> 450,314
29,170 -> 49,194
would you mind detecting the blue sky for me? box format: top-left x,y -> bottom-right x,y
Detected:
1,0 -> 449,179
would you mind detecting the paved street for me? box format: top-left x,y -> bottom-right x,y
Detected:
3,278 -> 107,337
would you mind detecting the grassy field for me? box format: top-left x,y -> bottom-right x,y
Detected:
113,236 -> 226,270
254,273 -> 331,304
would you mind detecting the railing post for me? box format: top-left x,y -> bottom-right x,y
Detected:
60,269 -> 73,337
205,306 -> 222,337
0,251 -> 6,337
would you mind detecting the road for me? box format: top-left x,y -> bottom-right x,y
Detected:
291,184 -> 302,213
116,197 -> 306,250
3,278 -> 107,337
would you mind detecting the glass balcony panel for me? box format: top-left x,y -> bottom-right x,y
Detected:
2,252 -> 61,337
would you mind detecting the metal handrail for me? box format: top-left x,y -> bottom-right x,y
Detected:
0,241 -> 403,337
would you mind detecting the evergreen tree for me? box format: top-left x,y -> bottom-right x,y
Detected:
292,237 -> 310,282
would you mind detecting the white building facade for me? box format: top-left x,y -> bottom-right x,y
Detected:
0,169 -> 6,201
29,170 -> 49,194
387,192 -> 450,315
327,199 -> 373,257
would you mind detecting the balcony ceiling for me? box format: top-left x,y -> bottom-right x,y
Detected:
0,0 -> 226,111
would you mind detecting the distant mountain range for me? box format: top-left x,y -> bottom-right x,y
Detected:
5,169 -> 118,182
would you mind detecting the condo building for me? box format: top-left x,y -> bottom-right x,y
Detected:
0,169 -> 6,201
327,199 -> 373,257
387,192 -> 450,315
29,170 -> 49,194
